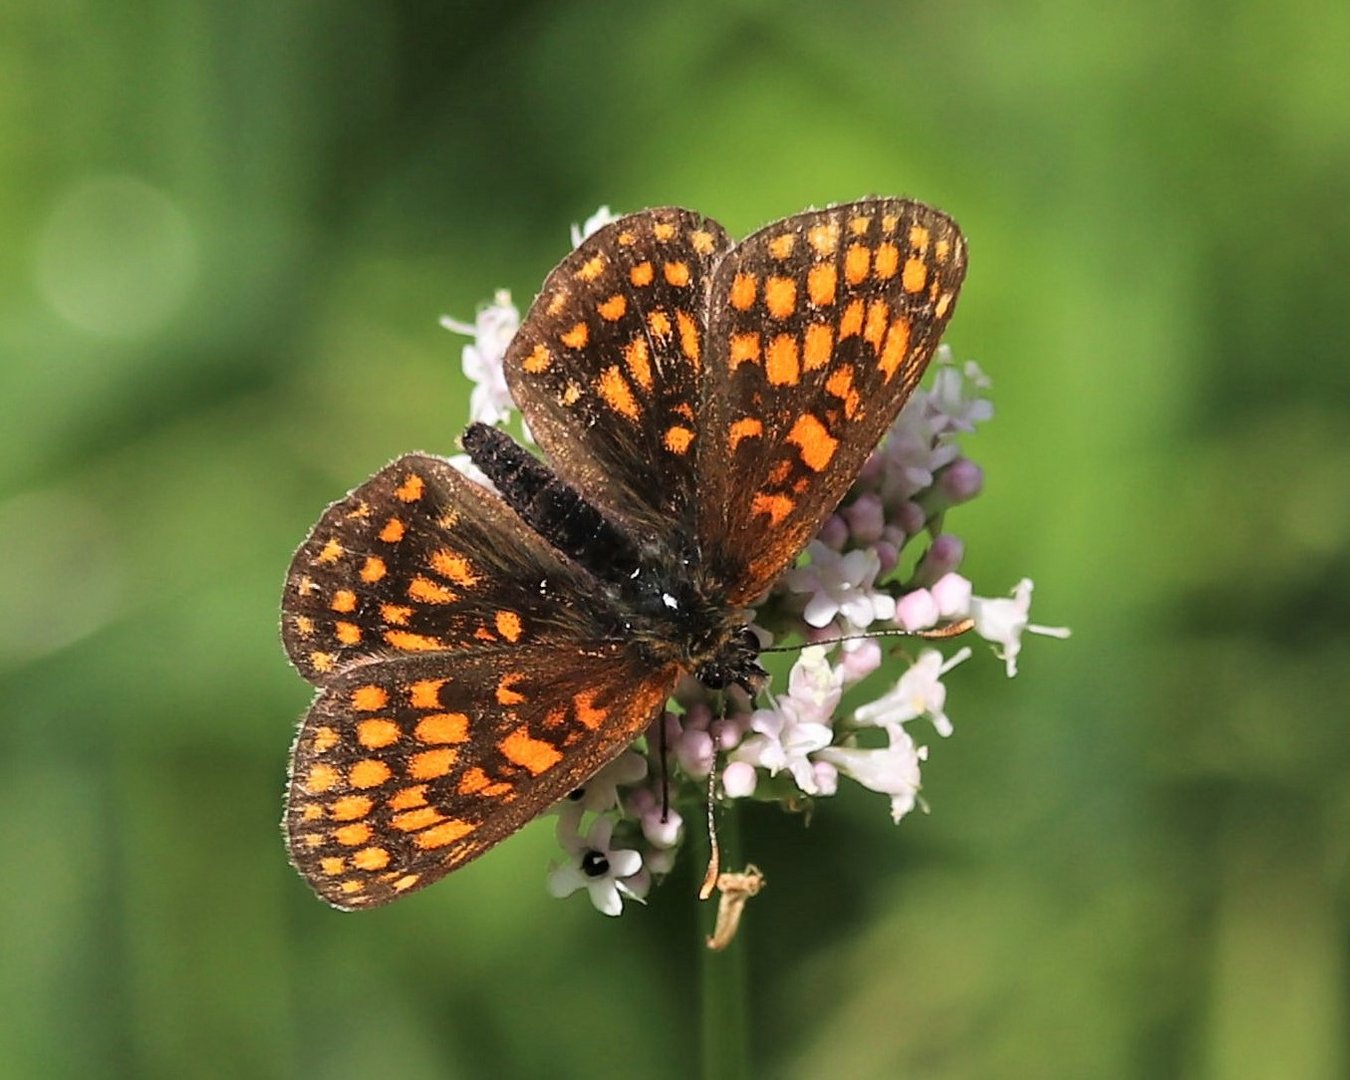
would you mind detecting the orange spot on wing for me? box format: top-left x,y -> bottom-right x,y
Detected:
808,221 -> 840,254
409,679 -> 445,709
352,684 -> 389,711
331,795 -> 373,821
392,806 -> 444,831
844,244 -> 871,284
331,590 -> 357,613
751,492 -> 795,526
691,229 -> 716,254
339,880 -> 364,895
935,238 -> 951,262
360,556 -> 386,583
496,672 -> 526,705
597,294 -> 626,321
729,417 -> 763,451
500,727 -> 563,775
648,310 -> 672,338
352,847 -> 390,871
573,690 -> 606,730
349,759 -> 392,788
294,615 -> 314,636
730,273 -> 757,311
874,242 -> 899,279
664,260 -> 691,286
378,517 -> 405,543
415,819 -> 477,849
880,318 -> 911,379
677,310 -> 700,364
909,224 -> 931,251
935,292 -> 953,318
304,763 -> 338,793
849,215 -> 871,235
766,334 -> 800,386
729,332 -> 761,368
320,856 -> 345,875
882,212 -> 900,233
864,299 -> 890,348
561,322 -> 589,349
596,365 -> 641,420
767,233 -> 795,259
383,630 -> 442,652
357,718 -> 399,749
316,538 -> 343,565
625,338 -> 653,390
825,364 -> 862,418
576,254 -> 605,281
415,712 -> 469,743
653,221 -> 676,240
409,747 -> 458,779
764,276 -> 797,319
393,874 -> 419,892
495,610 -> 523,642
395,473 -> 424,502
311,726 -> 339,753
664,425 -> 694,454
410,577 -> 459,602
803,323 -> 833,370
457,767 -> 490,795
380,603 -> 412,625
389,785 -> 428,811
839,299 -> 864,339
807,263 -> 837,307
334,621 -> 361,645
310,651 -> 335,673
430,549 -> 477,585
522,343 -> 551,373
787,413 -> 838,472
630,261 -> 654,286
334,822 -> 372,846
902,257 -> 928,293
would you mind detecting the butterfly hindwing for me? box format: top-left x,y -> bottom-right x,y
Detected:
696,198 -> 967,604
285,647 -> 680,908
504,208 -> 733,542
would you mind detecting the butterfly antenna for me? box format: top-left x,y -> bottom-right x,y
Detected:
759,616 -> 975,654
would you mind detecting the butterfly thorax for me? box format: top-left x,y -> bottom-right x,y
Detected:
463,422 -> 767,693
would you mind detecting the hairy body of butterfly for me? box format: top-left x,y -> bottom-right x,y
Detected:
282,198 -> 966,909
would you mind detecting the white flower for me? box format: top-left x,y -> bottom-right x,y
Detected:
547,814 -> 644,916
970,578 -> 1071,677
927,346 -> 994,433
566,750 -> 647,813
440,289 -> 520,427
783,542 -> 897,630
731,689 -> 834,796
815,724 -> 927,823
571,206 -> 620,248
721,760 -> 758,798
784,645 -> 844,723
853,646 -> 971,737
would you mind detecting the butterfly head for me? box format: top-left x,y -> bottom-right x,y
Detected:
691,623 -> 766,695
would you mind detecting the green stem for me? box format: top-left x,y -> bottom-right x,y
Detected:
698,798 -> 750,1080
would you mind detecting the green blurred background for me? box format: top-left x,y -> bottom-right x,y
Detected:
3,2 -> 1348,1077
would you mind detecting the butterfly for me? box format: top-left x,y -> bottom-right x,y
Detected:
281,198 -> 966,909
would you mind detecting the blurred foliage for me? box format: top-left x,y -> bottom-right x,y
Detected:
2,1 -> 1348,1077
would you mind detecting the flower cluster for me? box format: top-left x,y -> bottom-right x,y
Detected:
442,210 -> 1068,916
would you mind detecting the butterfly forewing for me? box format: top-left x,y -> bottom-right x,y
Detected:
696,198 -> 967,604
282,453 -> 609,682
504,208 -> 732,541
286,647 -> 679,908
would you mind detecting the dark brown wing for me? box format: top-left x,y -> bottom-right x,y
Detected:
696,198 -> 967,605
282,453 -> 609,682
286,648 -> 679,909
503,208 -> 733,542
